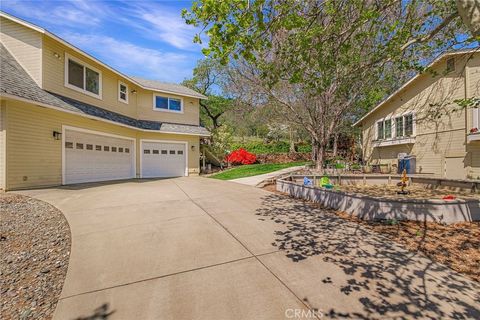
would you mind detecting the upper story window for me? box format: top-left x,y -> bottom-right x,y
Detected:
446,58 -> 455,73
153,95 -> 183,113
118,81 -> 128,104
65,53 -> 102,99
395,113 -> 414,138
376,118 -> 391,140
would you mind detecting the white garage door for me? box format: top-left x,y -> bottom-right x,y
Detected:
141,141 -> 186,178
64,129 -> 135,184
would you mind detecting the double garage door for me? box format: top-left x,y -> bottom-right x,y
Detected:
64,129 -> 186,184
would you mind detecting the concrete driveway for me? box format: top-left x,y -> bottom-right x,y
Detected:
20,178 -> 479,319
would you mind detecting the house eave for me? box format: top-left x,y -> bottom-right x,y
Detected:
0,93 -> 211,137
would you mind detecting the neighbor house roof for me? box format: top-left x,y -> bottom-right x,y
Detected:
0,11 -> 207,100
353,49 -> 479,127
0,44 -> 209,136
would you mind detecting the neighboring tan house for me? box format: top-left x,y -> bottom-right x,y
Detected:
0,12 -> 209,190
354,50 -> 480,180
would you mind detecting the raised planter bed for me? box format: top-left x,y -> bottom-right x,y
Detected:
277,176 -> 480,223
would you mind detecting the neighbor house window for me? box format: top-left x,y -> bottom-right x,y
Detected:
446,58 -> 455,73
118,81 -> 128,104
376,119 -> 393,140
384,119 -> 392,139
395,117 -> 404,137
65,53 -> 102,98
153,95 -> 183,112
395,113 -> 415,138
377,121 -> 384,140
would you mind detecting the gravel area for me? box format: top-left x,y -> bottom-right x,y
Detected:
1,192 -> 71,320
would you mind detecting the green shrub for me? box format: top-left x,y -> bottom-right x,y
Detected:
350,163 -> 361,170
335,163 -> 346,169
230,140 -> 311,154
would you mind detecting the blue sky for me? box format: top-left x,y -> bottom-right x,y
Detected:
1,0 -> 204,83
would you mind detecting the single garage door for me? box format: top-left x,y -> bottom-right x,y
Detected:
141,141 -> 186,178
64,129 -> 135,184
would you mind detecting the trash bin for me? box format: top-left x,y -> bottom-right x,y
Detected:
398,155 -> 416,174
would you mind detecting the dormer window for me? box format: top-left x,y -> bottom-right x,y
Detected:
153,95 -> 183,113
65,53 -> 102,99
446,58 -> 455,73
118,81 -> 128,104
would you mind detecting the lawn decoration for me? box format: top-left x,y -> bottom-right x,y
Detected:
303,177 -> 313,186
442,195 -> 457,201
320,176 -> 334,189
396,169 -> 410,195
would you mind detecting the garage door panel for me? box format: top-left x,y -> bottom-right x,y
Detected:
141,142 -> 186,178
65,130 -> 135,184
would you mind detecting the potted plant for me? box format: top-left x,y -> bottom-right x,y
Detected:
380,164 -> 390,174
335,162 -> 346,174
363,164 -> 372,173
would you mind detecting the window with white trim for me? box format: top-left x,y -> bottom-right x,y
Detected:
376,119 -> 391,140
153,95 -> 182,112
65,53 -> 102,98
394,113 -> 415,138
118,81 -> 128,104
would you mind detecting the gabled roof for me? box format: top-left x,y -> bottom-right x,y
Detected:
0,11 -> 207,100
0,44 -> 210,136
131,77 -> 207,99
353,49 -> 479,127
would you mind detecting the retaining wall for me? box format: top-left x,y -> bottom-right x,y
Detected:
277,178 -> 480,223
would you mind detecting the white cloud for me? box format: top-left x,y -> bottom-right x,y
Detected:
61,33 -> 195,83
121,4 -> 203,51
1,0 -> 107,27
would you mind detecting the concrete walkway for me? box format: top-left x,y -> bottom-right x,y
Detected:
19,178 -> 479,319
230,165 -> 304,186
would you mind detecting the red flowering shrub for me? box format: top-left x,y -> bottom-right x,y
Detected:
226,148 -> 257,165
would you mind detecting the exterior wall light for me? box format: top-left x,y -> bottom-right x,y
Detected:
131,89 -> 137,94
53,131 -> 62,140
53,52 -> 61,60
191,145 -> 195,151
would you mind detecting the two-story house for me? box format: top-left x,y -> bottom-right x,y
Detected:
0,12 -> 209,190
354,50 -> 480,180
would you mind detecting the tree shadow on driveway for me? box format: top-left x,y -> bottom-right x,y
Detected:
255,193 -> 480,319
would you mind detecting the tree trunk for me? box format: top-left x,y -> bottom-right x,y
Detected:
332,133 -> 338,158
314,142 -> 324,171
289,128 -> 295,153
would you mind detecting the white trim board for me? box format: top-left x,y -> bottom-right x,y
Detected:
62,125 -> 137,185
139,139 -> 189,178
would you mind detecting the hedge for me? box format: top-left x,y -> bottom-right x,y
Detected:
230,140 -> 312,154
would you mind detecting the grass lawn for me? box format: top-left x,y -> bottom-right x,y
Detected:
209,161 -> 308,180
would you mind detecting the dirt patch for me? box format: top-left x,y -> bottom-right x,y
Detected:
262,184 -> 480,282
0,193 -> 71,319
340,184 -> 479,201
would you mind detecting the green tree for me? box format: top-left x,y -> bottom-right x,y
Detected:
183,0 -> 478,169
182,59 -> 233,130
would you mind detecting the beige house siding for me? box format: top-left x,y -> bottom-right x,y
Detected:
0,100 -> 6,189
3,99 -> 200,190
0,16 -> 42,86
41,36 -> 201,124
136,89 -> 200,126
42,36 -> 139,119
361,53 -> 480,179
